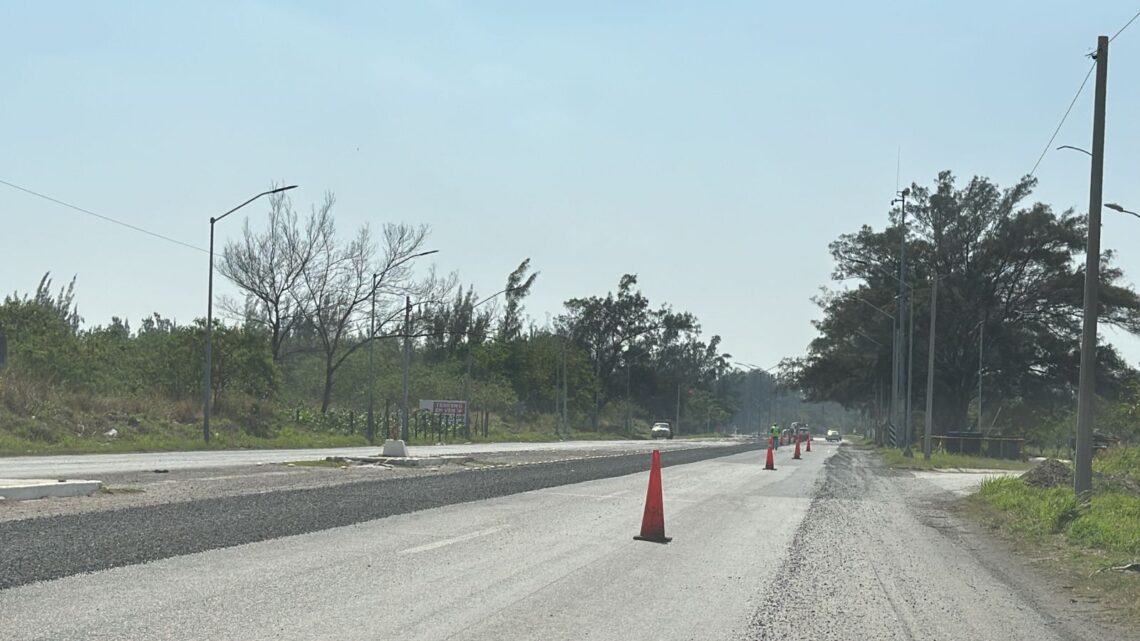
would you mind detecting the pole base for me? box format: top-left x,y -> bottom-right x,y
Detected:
381,439 -> 408,457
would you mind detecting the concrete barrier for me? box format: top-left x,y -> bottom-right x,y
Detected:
0,479 -> 102,501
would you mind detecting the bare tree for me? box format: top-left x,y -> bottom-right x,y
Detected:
219,191 -> 333,360
296,221 -> 445,413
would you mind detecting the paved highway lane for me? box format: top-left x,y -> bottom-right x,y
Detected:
0,438 -> 736,478
2,443 -> 1131,641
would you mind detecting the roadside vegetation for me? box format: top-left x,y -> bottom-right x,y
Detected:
796,172 -> 1140,453
852,437 -> 1032,471
966,447 -> 1140,625
1,223 -> 858,456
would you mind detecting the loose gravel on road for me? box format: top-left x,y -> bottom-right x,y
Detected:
747,447 -> 1133,641
0,441 -> 760,590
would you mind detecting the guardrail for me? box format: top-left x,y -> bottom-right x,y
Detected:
931,434 -> 1024,460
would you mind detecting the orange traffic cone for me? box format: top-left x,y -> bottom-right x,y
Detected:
634,450 -> 672,543
793,434 -> 801,459
765,443 -> 776,470
805,435 -> 812,452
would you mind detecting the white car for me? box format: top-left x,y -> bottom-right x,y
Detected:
651,422 -> 673,439
826,429 -> 841,442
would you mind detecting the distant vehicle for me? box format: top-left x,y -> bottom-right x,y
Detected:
826,429 -> 841,442
796,425 -> 812,441
651,422 -> 673,439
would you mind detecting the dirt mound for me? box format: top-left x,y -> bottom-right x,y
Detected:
1022,459 -> 1072,488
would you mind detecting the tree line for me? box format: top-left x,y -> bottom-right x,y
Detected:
797,171 -> 1140,448
1,191 -> 856,444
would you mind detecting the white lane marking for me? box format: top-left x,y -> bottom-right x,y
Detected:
537,490 -> 697,503
398,526 -> 506,555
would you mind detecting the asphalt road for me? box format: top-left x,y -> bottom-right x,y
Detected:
1,443 -> 1132,641
0,442 -> 761,589
0,438 -> 734,478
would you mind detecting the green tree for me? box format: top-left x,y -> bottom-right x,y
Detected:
800,171 -> 1140,437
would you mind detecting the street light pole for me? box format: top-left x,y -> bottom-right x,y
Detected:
458,285 -> 519,438
675,380 -> 682,437
1075,35 -> 1109,497
401,295 -> 412,442
923,277 -> 938,460
203,185 -> 297,444
904,289 -> 915,456
366,272 -> 378,444
1106,203 -> 1140,219
626,356 -> 633,432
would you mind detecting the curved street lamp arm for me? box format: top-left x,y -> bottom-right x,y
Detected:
214,185 -> 298,224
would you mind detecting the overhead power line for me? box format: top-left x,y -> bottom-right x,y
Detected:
1028,62 -> 1096,178
1028,7 -> 1138,177
0,178 -> 206,253
1110,8 -> 1140,42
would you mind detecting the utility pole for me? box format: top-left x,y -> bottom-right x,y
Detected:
890,323 -> 901,446
675,380 -> 682,437
401,295 -> 412,442
891,188 -> 910,449
923,277 -> 938,460
1076,35 -> 1109,497
977,322 -> 984,434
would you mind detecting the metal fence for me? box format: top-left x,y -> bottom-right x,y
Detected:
931,433 -> 1024,460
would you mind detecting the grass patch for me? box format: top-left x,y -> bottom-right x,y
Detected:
878,447 -> 1032,471
1097,446 -> 1140,484
967,476 -> 1140,626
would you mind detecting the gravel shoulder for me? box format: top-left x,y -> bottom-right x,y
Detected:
747,446 -> 1136,641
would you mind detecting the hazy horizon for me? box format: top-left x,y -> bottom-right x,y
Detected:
4,2 -> 1140,369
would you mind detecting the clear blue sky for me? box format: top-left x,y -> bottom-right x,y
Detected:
3,1 -> 1140,368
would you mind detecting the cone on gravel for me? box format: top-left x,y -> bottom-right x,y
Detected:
634,449 -> 672,543
764,443 -> 776,470
805,435 -> 812,452
793,434 -> 801,459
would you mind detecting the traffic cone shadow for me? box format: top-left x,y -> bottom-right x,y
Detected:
634,449 -> 672,543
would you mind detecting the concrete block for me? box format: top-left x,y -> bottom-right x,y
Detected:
0,479 -> 102,501
381,439 -> 409,457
